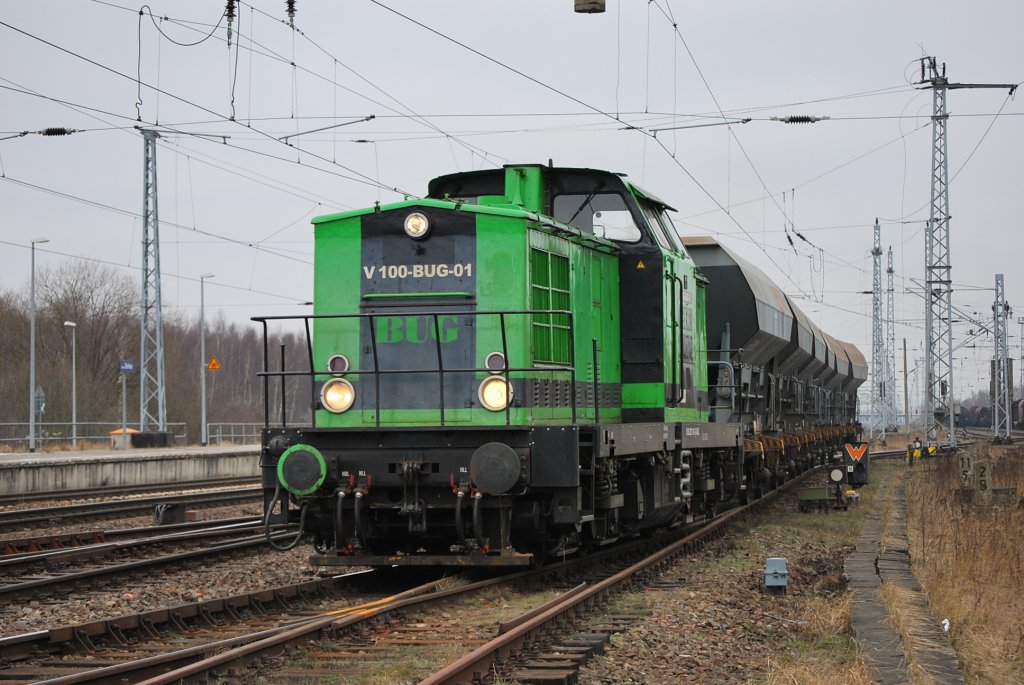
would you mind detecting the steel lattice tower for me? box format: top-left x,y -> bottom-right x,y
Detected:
922,58 -> 953,446
885,247 -> 897,430
140,129 -> 167,432
918,57 -> 1015,447
870,220 -> 886,441
992,274 -> 1013,443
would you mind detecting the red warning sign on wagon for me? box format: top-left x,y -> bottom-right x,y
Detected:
844,443 -> 868,461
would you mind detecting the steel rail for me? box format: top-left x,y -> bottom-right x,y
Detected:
0,520 -> 273,570
0,477 -> 258,506
0,488 -> 260,526
0,531 -> 294,600
417,466 -> 821,685
34,572 -> 534,685
0,570 -> 374,663
0,516 -> 258,557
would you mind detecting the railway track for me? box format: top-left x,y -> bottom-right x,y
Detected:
0,487 -> 261,529
0,478 -> 258,507
0,458 -> 831,684
962,426 -> 1023,443
0,521 -> 292,602
0,516 -> 257,555
0,448 -> 907,684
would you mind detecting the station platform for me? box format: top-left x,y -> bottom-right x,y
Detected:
0,445 -> 259,496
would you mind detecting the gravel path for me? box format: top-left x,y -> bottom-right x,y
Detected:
579,491 -> 867,684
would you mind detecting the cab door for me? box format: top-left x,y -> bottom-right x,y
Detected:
640,203 -> 695,420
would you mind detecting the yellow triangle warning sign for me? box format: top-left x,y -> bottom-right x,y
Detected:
636,260 -> 646,269
207,356 -> 221,371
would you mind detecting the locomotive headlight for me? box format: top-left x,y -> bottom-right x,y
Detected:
484,351 -> 507,374
478,377 -> 513,411
404,212 -> 430,239
321,378 -> 355,413
327,354 -> 350,376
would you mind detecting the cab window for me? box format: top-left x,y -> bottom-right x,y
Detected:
658,210 -> 686,254
640,202 -> 673,250
553,192 -> 642,243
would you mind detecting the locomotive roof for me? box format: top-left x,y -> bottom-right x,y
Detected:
312,196 -> 545,225
427,165 -> 676,211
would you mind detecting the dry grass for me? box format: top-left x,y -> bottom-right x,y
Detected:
904,446 -> 1024,685
765,660 -> 874,685
756,466 -> 906,685
761,594 -> 874,685
879,581 -> 952,685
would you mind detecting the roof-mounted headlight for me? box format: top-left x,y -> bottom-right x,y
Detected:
404,212 -> 430,239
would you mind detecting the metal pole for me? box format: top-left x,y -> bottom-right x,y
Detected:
140,129 -> 167,432
870,220 -> 884,441
64,321 -> 77,448
1018,316 -> 1024,397
200,273 -> 214,446
903,338 -> 910,440
121,372 -> 127,440
29,237 -> 48,452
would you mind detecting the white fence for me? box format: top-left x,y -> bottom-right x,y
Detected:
205,423 -> 263,446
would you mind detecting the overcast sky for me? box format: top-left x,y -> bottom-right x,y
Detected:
1,0 -> 1021,407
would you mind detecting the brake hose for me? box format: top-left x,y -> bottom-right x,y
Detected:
264,482 -> 309,551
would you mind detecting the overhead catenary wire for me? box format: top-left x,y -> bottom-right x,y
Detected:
0,238 -> 307,303
1,175 -> 314,265
364,0 -> 814,299
0,17 -> 409,197
99,0 -> 509,167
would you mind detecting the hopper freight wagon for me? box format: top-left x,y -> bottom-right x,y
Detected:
254,164 -> 864,567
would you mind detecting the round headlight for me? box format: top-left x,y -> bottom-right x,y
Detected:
485,351 -> 506,374
321,378 -> 355,413
327,354 -> 350,375
404,212 -> 430,239
478,377 -> 513,411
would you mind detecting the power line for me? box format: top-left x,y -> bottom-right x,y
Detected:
0,174 -> 313,265
91,0 -> 508,167
365,0 -> 814,299
0,238 -> 307,303
0,17 -> 408,196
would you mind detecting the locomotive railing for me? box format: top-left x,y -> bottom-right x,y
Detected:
251,309 -> 578,429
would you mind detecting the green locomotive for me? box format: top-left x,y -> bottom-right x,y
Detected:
255,164 -> 863,566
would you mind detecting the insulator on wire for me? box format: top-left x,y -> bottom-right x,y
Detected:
226,0 -> 236,48
40,128 -> 77,136
770,115 -> 829,124
286,0 -> 296,27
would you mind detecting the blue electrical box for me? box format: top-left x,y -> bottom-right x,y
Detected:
764,557 -> 788,592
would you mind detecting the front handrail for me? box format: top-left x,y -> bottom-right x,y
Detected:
252,309 -> 577,429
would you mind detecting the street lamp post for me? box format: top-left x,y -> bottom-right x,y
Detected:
200,273 -> 215,446
29,237 -> 49,452
63,321 -> 77,448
